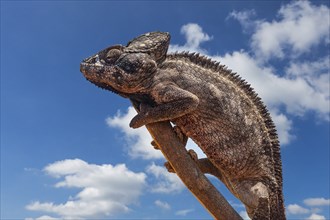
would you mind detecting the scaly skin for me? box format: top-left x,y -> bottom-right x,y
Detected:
80,32 -> 285,220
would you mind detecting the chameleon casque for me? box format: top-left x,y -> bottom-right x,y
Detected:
80,32 -> 285,220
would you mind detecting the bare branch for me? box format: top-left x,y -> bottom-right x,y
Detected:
131,101 -> 242,220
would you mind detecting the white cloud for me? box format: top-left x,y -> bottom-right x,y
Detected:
249,1 -> 330,60
26,159 -> 146,219
169,23 -> 212,54
305,213 -> 326,220
146,163 -> 184,193
287,204 -> 310,215
304,198 -> 330,207
175,209 -> 194,216
106,107 -> 163,159
154,200 -> 171,210
180,23 -> 212,49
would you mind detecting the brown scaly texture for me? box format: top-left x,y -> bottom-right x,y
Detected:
80,31 -> 286,220
165,52 -> 285,219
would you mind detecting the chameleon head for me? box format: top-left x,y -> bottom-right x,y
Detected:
80,45 -> 157,96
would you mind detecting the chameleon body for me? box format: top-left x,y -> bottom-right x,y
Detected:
80,32 -> 285,220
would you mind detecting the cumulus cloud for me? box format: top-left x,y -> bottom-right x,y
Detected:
248,1 -> 330,60
146,163 -> 184,193
26,159 -> 146,219
304,198 -> 330,207
154,200 -> 171,210
106,107 -> 163,159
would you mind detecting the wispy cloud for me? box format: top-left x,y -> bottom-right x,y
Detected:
154,200 -> 171,210
175,208 -> 194,216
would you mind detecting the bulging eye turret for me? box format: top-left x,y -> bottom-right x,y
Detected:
105,49 -> 122,63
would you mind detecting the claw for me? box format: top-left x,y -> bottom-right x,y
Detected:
151,140 -> 160,150
164,161 -> 175,173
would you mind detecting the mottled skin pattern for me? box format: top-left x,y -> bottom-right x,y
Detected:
80,32 -> 285,220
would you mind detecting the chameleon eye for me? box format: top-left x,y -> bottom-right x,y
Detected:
105,49 -> 122,63
115,54 -> 144,74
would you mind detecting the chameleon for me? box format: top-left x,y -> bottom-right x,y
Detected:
80,31 -> 286,220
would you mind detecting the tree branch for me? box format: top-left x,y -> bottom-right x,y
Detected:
130,101 -> 242,220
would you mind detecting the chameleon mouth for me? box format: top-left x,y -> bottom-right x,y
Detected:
80,53 -> 109,77
80,61 -> 104,77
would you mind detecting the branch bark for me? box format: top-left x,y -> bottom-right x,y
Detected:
131,101 -> 242,220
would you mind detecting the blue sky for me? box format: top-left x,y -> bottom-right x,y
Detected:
1,1 -> 329,219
